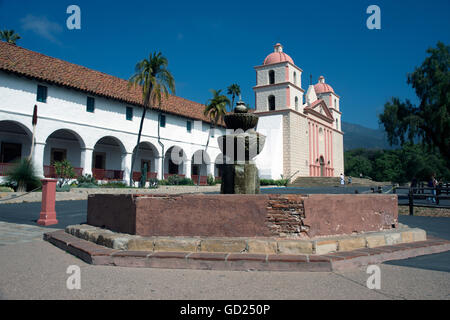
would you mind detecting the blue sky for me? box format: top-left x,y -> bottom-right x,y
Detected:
1,0 -> 449,129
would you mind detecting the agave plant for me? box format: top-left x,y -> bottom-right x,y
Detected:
6,159 -> 41,192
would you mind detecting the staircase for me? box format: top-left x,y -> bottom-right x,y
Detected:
289,176 -> 389,187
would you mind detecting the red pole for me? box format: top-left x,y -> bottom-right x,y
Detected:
37,179 -> 58,226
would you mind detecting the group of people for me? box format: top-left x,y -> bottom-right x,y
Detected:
339,173 -> 351,186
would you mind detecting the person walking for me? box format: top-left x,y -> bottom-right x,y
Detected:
340,173 -> 345,187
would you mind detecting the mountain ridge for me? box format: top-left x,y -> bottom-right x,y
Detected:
342,121 -> 395,151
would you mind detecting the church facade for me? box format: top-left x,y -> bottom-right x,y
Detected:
254,43 -> 344,180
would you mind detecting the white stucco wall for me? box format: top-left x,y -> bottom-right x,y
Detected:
255,114 -> 284,179
0,71 -> 224,180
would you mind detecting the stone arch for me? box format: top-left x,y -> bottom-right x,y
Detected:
0,120 -> 33,169
92,136 -> 127,180
44,129 -> 86,177
164,145 -> 187,177
132,141 -> 160,179
191,149 -> 210,177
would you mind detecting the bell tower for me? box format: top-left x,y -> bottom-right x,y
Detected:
254,43 -> 304,113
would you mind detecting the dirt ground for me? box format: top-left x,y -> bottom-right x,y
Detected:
398,206 -> 450,217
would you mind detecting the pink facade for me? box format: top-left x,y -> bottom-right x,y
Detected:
308,119 -> 335,177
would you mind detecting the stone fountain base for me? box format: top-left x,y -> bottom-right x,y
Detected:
221,162 -> 260,194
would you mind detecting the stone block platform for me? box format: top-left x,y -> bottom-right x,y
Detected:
43,230 -> 450,272
65,224 -> 426,255
87,193 -> 398,238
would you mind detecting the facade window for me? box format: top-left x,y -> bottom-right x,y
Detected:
293,72 -> 297,85
268,95 -> 275,111
186,120 -> 192,133
336,119 -> 339,130
269,70 -> 275,84
295,97 -> 298,111
160,114 -> 166,127
86,97 -> 95,113
334,99 -> 337,108
126,107 -> 133,121
37,85 -> 47,103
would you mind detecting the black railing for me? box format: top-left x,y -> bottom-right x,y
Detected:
393,184 -> 450,215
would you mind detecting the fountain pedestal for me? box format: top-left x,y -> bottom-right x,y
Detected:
221,162 -> 260,194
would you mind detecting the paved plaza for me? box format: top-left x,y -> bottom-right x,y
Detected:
0,194 -> 449,300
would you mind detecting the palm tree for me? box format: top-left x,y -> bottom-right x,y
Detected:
128,52 -> 175,186
0,30 -> 21,44
202,90 -> 230,184
227,84 -> 241,111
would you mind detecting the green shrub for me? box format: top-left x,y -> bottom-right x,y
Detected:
0,186 -> 14,192
99,182 -> 128,188
148,178 -> 159,189
260,179 -> 289,187
207,175 -> 216,186
56,185 -> 71,192
77,182 -> 98,188
77,174 -> 97,185
165,175 -> 195,186
6,159 -> 41,192
53,160 -> 75,187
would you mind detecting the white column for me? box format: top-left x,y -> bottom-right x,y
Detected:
121,152 -> 133,185
80,147 -> 94,176
207,163 -> 215,177
32,142 -> 46,178
185,159 -> 192,179
154,156 -> 163,180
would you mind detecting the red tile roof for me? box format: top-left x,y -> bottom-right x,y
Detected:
0,41 -> 224,125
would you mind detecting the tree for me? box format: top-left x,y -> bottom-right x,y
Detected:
0,30 -> 21,44
128,52 -> 175,186
54,160 -> 76,187
379,42 -> 450,164
227,84 -> 241,111
202,89 -> 230,184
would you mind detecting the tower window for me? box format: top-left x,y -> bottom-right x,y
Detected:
295,97 -> 298,111
269,70 -> 275,85
268,95 -> 275,111
336,119 -> 339,130
293,72 -> 297,85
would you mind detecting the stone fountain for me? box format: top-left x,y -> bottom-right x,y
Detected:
218,100 -> 266,194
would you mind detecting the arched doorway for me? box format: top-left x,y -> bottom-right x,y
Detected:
0,121 -> 32,176
191,150 -> 210,185
93,136 -> 126,181
132,142 -> 159,181
164,146 -> 186,179
44,129 -> 85,178
319,156 -> 325,177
